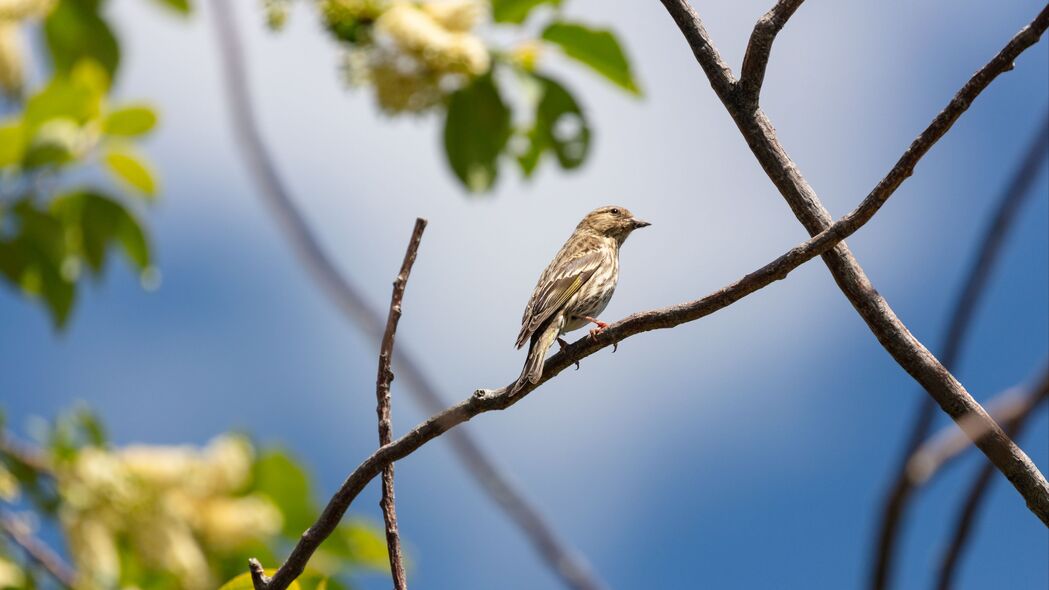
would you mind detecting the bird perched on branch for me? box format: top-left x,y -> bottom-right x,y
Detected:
512,206 -> 651,393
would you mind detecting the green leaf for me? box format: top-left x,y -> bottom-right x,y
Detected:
541,22 -> 641,95
149,0 -> 191,15
218,571 -> 302,590
0,121 -> 26,167
516,75 -> 591,176
51,190 -> 152,272
491,0 -> 559,24
443,74 -> 511,192
0,201 -> 77,328
322,519 -> 391,571
104,148 -> 158,197
23,73 -> 103,132
44,0 -> 121,79
23,118 -> 82,169
103,105 -> 157,136
252,449 -> 317,538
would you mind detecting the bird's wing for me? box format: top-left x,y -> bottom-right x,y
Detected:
515,249 -> 604,349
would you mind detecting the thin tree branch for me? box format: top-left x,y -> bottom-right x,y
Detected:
907,365 -> 1049,487
659,0 -> 1049,522
206,3 -> 603,589
0,509 -> 76,589
738,0 -> 806,104
375,219 -> 426,590
937,368 -> 1049,590
244,101 -> 986,587
0,434 -> 52,475
872,113 -> 1049,589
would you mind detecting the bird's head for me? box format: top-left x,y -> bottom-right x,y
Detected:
577,205 -> 651,243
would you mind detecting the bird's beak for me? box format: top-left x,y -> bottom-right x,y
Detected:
632,218 -> 651,229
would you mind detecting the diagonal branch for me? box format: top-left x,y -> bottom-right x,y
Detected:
907,365 -> 1049,487
245,103 -> 983,587
873,114 -> 1049,589
658,0 -> 1049,523
206,2 -> 603,589
936,368 -> 1049,590
375,218 -> 427,589
0,509 -> 76,589
739,0 -> 806,104
0,434 -> 52,475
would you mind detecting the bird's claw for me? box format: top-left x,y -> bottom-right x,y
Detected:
612,340 -> 618,353
557,337 -> 580,369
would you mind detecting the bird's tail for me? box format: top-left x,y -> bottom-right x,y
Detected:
511,321 -> 560,394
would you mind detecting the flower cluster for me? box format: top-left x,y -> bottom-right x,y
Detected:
56,435 -> 281,590
324,0 -> 490,113
0,0 -> 53,95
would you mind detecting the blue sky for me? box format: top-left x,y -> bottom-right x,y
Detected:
2,0 -> 1047,588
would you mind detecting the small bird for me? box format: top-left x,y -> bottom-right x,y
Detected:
512,205 -> 650,392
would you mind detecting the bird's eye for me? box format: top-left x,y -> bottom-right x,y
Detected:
610,208 -> 620,215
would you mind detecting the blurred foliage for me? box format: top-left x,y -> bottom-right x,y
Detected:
0,408 -> 390,590
269,0 -> 640,192
0,0 -> 173,329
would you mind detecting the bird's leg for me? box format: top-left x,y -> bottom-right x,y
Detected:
557,337 -> 580,370
583,316 -> 609,338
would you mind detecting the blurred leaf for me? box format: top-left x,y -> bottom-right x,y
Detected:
219,570 -> 302,590
253,449 -> 317,538
23,118 -> 81,169
52,190 -> 152,272
538,75 -> 590,169
0,121 -> 25,167
443,74 -> 511,192
75,407 -> 106,446
541,22 -> 640,95
516,75 -> 590,176
324,519 -> 390,571
149,0 -> 191,16
44,0 -> 120,79
492,0 -> 559,24
104,148 -> 157,197
0,201 -> 75,328
47,405 -> 109,460
321,0 -> 366,43
103,104 -> 157,136
23,73 -> 103,133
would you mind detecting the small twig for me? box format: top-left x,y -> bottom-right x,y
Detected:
0,509 -> 77,589
659,0 -> 1049,525
936,368 -> 1049,590
207,3 -> 603,588
871,113 -> 1049,589
738,0 -> 806,104
375,218 -> 426,590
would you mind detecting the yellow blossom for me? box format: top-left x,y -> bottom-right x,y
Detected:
0,463 -> 19,501
0,22 -> 24,96
0,0 -> 54,20
0,556 -> 25,589
374,2 -> 488,75
195,496 -> 282,550
421,0 -> 484,32
56,435 -> 280,590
